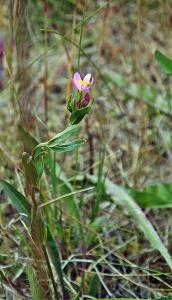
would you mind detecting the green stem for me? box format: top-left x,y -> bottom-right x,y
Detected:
75,2 -> 86,185
77,1 -> 86,69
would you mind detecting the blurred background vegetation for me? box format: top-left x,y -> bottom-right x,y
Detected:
1,0 -> 172,299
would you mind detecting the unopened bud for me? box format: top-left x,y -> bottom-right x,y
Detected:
78,93 -> 90,108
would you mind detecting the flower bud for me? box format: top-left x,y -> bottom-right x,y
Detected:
78,93 -> 90,108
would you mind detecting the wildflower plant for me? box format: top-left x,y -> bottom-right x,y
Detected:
67,72 -> 94,124
0,71 -> 94,299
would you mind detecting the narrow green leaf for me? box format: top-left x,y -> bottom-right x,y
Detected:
0,178 -> 31,217
155,50 -> 172,75
49,139 -> 85,153
46,228 -> 68,299
48,124 -> 79,147
87,175 -> 172,270
26,266 -> 43,300
42,244 -> 59,300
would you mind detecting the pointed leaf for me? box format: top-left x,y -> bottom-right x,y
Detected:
155,50 -> 172,75
46,227 -> 68,299
0,179 -> 31,217
49,139 -> 85,153
26,266 -> 43,300
48,124 -> 80,147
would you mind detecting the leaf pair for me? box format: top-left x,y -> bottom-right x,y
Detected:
33,124 -> 85,159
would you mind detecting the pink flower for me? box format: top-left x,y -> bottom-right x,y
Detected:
72,72 -> 94,93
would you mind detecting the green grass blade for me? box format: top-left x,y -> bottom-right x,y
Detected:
46,227 -> 68,299
91,147 -> 105,221
42,244 -> 59,300
77,1 -> 86,69
26,266 -> 43,300
39,186 -> 94,208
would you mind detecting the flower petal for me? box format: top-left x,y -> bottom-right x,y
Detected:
72,72 -> 82,90
82,85 -> 89,93
83,73 -> 94,87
